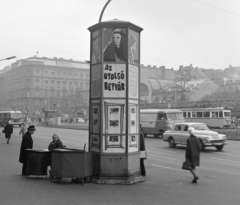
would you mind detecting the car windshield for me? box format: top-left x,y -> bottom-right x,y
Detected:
191,124 -> 209,131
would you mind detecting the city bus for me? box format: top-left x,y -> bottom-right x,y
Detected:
0,111 -> 24,127
181,107 -> 231,128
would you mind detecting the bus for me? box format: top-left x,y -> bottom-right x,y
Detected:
181,107 -> 231,128
0,111 -> 24,127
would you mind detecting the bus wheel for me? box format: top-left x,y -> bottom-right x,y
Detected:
168,137 -> 176,148
215,145 -> 224,151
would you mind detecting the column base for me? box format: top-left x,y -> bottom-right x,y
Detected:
92,175 -> 145,185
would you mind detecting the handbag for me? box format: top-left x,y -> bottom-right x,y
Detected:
140,151 -> 147,159
2,129 -> 5,133
182,160 -> 192,170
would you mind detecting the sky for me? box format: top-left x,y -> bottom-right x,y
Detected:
0,0 -> 239,70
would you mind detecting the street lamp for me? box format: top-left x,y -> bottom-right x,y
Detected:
0,56 -> 16,62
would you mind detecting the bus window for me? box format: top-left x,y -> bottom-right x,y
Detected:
204,112 -> 210,117
187,112 -> 191,118
197,112 -> 202,117
183,112 -> 186,118
212,112 -> 218,118
224,111 -> 231,118
192,112 -> 196,118
219,111 -> 223,118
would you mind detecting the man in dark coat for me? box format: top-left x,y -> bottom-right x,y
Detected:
19,125 -> 36,176
4,121 -> 13,144
185,127 -> 201,183
140,124 -> 146,176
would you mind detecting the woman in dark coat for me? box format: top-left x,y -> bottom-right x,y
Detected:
185,127 -> 201,183
48,134 -> 64,151
19,125 -> 36,176
4,121 -> 13,144
140,124 -> 146,176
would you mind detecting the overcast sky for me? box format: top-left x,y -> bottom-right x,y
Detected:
0,0 -> 239,70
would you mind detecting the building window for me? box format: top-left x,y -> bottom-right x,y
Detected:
36,69 -> 40,76
68,82 -> 72,90
44,80 -> 48,88
51,80 -> 55,88
63,81 -> 66,89
44,71 -> 49,77
57,81 -> 60,88
51,71 -> 55,77
80,74 -> 83,79
74,82 -> 78,89
86,74 -> 89,79
85,82 -> 89,90
35,79 -> 40,87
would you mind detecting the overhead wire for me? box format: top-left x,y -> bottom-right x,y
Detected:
192,0 -> 240,17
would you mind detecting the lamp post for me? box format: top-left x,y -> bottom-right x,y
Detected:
0,56 -> 16,62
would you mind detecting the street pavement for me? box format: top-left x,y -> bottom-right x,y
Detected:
0,126 -> 240,205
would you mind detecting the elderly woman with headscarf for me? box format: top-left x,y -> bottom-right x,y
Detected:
48,134 -> 64,151
185,127 -> 201,183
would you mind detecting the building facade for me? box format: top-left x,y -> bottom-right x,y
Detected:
1,57 -> 239,120
0,57 -> 90,120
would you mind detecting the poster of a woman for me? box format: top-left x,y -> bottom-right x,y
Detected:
103,28 -> 127,62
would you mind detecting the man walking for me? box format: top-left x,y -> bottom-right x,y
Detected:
19,125 -> 36,176
4,121 -> 13,144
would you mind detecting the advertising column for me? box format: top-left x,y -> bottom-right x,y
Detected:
88,20 -> 143,184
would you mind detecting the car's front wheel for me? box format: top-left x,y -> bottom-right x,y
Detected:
168,137 -> 176,148
215,145 -> 224,151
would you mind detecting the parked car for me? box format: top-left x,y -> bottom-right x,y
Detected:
77,118 -> 85,123
162,122 -> 227,151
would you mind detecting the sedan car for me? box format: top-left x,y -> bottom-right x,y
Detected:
163,122 -> 227,151
77,118 -> 85,123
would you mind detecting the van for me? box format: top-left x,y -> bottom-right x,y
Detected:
140,109 -> 185,138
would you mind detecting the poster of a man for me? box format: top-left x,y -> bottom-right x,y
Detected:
103,28 -> 126,62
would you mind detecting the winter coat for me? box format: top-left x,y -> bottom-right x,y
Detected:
185,135 -> 200,167
48,139 -> 64,151
19,132 -> 33,164
140,127 -> 146,151
4,124 -> 13,139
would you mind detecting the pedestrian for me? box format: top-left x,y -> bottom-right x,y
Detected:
47,134 -> 64,172
185,127 -> 200,183
140,124 -> 146,176
19,122 -> 28,137
4,121 -> 13,144
19,125 -> 36,176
